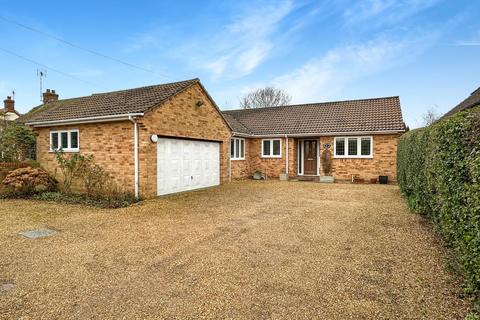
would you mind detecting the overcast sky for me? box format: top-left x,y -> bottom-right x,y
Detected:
1,0 -> 479,127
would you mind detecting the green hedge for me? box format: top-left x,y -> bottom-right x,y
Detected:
397,106 -> 480,301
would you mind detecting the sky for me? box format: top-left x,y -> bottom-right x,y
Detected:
0,0 -> 479,128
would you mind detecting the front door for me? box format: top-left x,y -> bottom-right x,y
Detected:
303,140 -> 317,175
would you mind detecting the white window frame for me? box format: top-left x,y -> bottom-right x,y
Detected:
50,129 -> 80,152
231,138 -> 245,160
333,136 -> 373,159
261,139 -> 282,158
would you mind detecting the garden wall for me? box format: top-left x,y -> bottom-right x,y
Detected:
397,106 -> 480,304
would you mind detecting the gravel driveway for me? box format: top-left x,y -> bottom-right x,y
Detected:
0,181 -> 469,319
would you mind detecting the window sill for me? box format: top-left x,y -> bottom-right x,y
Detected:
231,158 -> 245,161
49,149 -> 80,153
333,155 -> 373,159
261,155 -> 282,159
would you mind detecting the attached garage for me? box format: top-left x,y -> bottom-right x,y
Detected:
156,137 -> 220,196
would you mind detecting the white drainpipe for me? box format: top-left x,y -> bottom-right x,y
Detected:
128,115 -> 139,199
285,135 -> 289,175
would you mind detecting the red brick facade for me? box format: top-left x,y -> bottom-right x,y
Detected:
34,83 -> 232,198
230,134 -> 400,182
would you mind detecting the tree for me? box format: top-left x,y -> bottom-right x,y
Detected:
421,107 -> 440,127
239,87 -> 291,109
0,122 -> 36,162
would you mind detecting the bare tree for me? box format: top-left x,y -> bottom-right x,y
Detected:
239,87 -> 292,109
422,106 -> 440,126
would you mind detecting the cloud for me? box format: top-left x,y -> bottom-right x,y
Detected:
199,1 -> 295,79
455,30 -> 480,46
266,32 -> 438,103
343,0 -> 443,26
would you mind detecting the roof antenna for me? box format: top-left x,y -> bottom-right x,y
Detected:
12,90 -> 15,101
36,69 -> 47,102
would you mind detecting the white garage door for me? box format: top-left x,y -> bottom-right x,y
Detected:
157,138 -> 220,196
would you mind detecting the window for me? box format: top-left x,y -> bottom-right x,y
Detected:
230,138 -> 245,160
262,139 -> 281,158
334,136 -> 372,158
50,130 -> 79,152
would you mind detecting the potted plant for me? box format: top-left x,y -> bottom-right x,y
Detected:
320,148 -> 334,183
370,177 -> 378,184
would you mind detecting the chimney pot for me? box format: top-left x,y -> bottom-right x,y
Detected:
43,89 -> 59,103
3,96 -> 15,113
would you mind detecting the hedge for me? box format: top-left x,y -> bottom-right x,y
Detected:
397,106 -> 480,304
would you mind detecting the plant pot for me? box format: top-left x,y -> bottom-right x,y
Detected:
279,173 -> 289,181
353,178 -> 365,184
370,178 -> 378,184
379,176 -> 388,184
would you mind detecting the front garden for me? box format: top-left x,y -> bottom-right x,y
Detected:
0,121 -> 138,208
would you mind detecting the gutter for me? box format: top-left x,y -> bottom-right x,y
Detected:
232,129 -> 405,138
285,134 -> 288,175
25,113 -> 145,127
128,115 -> 140,199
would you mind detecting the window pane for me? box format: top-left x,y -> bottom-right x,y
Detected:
51,133 -> 58,150
70,131 -> 78,149
361,138 -> 371,156
273,140 -> 281,155
348,138 -> 358,156
240,139 -> 245,158
61,132 -> 68,149
235,139 -> 240,158
263,140 -> 270,156
230,139 -> 235,157
335,138 -> 345,156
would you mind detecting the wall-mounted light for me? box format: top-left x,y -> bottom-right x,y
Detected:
196,100 -> 204,107
150,134 -> 159,143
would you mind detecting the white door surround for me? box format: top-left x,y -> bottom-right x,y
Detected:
297,138 -> 320,176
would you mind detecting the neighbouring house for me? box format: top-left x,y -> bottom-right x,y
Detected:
440,86 -> 480,119
222,97 -> 405,182
1,96 -> 21,123
21,78 -> 405,198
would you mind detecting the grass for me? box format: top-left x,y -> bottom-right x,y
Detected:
0,181 -> 471,319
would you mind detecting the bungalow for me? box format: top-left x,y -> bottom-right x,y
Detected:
22,78 -> 405,198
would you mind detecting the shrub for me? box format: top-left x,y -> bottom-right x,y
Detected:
33,191 -> 138,208
0,122 -> 36,162
397,106 -> 480,307
54,151 -> 91,193
2,167 -> 57,195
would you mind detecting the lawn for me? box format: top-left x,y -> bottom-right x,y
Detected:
0,181 -> 470,319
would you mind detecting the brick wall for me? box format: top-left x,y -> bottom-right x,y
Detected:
138,83 -> 232,197
321,134 -> 400,182
33,83 -> 232,198
34,122 -> 135,191
231,137 -> 297,180
231,134 -> 400,182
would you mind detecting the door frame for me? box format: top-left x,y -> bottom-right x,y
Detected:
297,138 -> 320,176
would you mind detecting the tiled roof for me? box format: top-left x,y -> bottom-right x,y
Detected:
222,96 -> 404,135
441,87 -> 480,119
22,79 -> 199,123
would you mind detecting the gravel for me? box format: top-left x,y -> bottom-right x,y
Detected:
0,181 -> 470,319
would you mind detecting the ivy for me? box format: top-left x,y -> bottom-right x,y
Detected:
397,106 -> 480,310
0,122 -> 36,162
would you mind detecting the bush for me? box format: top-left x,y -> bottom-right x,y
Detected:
2,167 -> 57,195
397,106 -> 480,308
0,122 -> 36,162
54,151 -> 90,193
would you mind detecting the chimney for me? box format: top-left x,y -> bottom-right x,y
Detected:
3,96 -> 14,113
43,89 -> 59,103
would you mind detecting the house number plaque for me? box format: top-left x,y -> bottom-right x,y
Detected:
323,143 -> 331,149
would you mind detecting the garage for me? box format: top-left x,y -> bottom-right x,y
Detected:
157,137 -> 220,196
